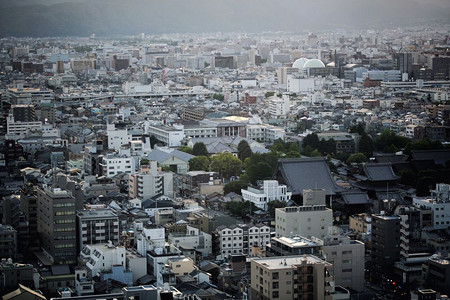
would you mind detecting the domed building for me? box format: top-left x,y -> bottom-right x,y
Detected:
303,59 -> 326,69
292,58 -> 309,69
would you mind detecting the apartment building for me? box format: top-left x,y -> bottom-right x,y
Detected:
241,180 -> 292,211
216,223 -> 271,258
275,205 -> 333,239
129,161 -> 174,199
76,208 -> 120,253
37,187 -> 77,265
250,255 -> 333,300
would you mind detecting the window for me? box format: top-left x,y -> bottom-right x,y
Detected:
272,272 -> 279,280
272,291 -> 279,298
273,282 -> 279,289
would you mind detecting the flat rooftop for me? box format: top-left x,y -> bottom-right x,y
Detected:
252,255 -> 330,269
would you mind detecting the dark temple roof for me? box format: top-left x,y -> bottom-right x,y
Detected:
274,157 -> 343,196
363,163 -> 400,181
411,150 -> 450,167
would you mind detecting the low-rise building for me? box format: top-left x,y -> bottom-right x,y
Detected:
241,180 -> 292,211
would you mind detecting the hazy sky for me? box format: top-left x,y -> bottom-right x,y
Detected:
0,0 -> 449,36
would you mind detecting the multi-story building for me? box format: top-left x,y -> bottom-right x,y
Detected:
423,253 -> 450,295
413,183 -> 450,229
394,206 -> 432,284
99,152 -> 136,178
316,231 -> 365,292
241,180 -> 292,211
135,224 -> 166,256
250,255 -> 333,300
268,95 -> 290,117
349,213 -> 372,239
129,161 -> 174,199
37,186 -> 77,265
216,223 -> 271,258
10,104 -> 35,122
19,183 -> 40,252
167,225 -> 212,257
145,124 -> 184,147
76,208 -> 120,253
371,213 -> 400,281
0,225 -> 17,259
0,259 -> 34,295
5,115 -> 42,139
80,242 -> 126,278
6,86 -> 54,104
266,236 -> 322,257
275,205 -> 333,239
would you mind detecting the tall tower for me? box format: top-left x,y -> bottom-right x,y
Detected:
37,186 -> 77,265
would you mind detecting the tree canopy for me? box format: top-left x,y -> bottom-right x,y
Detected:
224,180 -> 249,195
192,142 -> 208,156
237,140 -> 252,161
189,156 -> 210,171
346,153 -> 368,164
178,146 -> 193,154
210,153 -> 243,179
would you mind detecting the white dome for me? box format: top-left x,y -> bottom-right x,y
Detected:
303,59 -> 325,69
292,58 -> 309,69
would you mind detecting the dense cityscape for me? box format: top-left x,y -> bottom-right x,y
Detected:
0,13 -> 450,300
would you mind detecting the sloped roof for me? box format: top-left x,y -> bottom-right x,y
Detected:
341,190 -> 371,205
363,163 -> 400,181
147,149 -> 194,163
411,150 -> 450,166
274,157 -> 343,196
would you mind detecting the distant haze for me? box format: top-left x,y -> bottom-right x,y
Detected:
0,0 -> 449,37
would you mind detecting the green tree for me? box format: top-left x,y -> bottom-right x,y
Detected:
237,140 -> 252,161
318,139 -> 336,155
224,180 -> 249,195
225,201 -> 256,217
213,93 -> 225,101
178,146 -> 193,154
375,130 -> 410,152
284,151 -> 301,158
246,162 -> 274,184
189,156 -> 210,171
265,91 -> 275,98
140,158 -> 149,165
310,149 -> 322,157
359,133 -> 374,158
210,153 -> 243,179
193,142 -> 208,156
404,138 -> 443,155
302,133 -> 320,152
346,153 -> 368,164
268,200 -> 287,216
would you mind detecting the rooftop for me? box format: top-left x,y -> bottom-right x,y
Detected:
252,255 -> 330,269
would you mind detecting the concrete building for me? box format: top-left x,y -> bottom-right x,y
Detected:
135,224 -> 166,256
413,183 -> 450,229
216,223 -> 271,258
129,161 -> 174,199
423,253 -> 450,295
0,226 -> 17,260
250,255 -> 333,300
371,213 -> 400,280
168,225 -> 212,257
266,236 -> 321,257
275,205 -> 333,239
241,180 -> 292,211
5,115 -> 42,139
268,95 -> 290,117
99,151 -> 136,178
316,231 -> 365,292
37,186 -> 77,265
145,124 -> 184,147
76,208 -> 120,253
